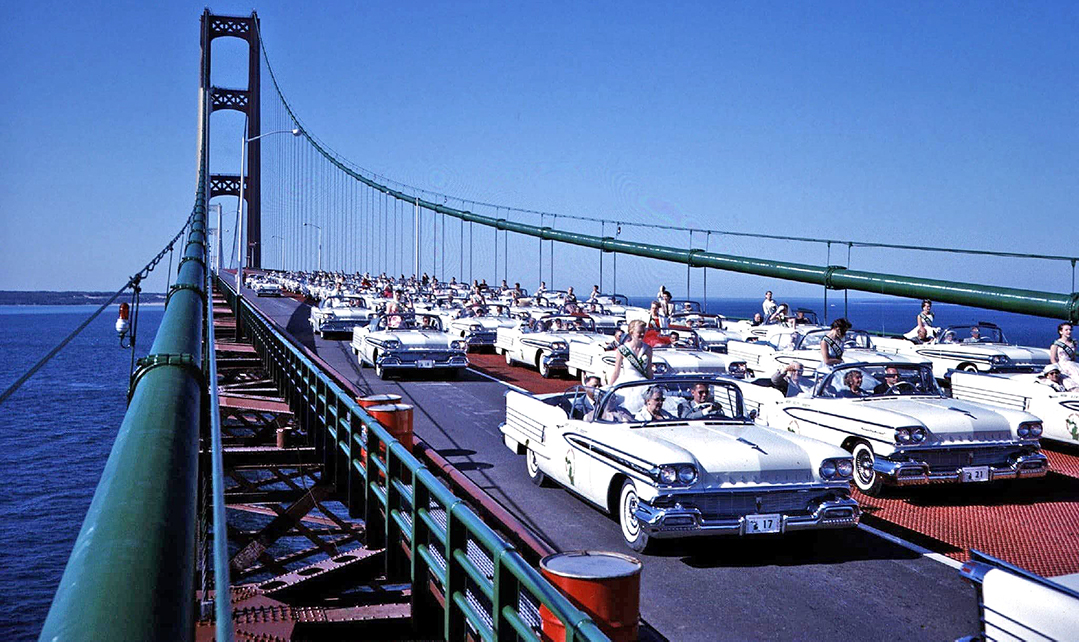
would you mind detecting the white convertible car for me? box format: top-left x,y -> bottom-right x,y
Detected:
950,370 -> 1079,446
309,294 -> 379,337
500,376 -> 860,551
875,322 -> 1051,379
737,362 -> 1048,495
351,312 -> 469,379
728,328 -> 922,376
444,304 -> 517,350
569,327 -> 751,385
670,312 -> 730,352
496,314 -> 609,378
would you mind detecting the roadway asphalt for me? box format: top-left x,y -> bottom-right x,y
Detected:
246,290 -> 978,641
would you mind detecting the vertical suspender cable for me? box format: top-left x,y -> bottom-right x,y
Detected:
469,221 -> 474,284
414,198 -> 420,277
459,217 -> 463,282
443,211 -> 447,282
600,221 -> 604,292
704,232 -> 710,313
538,213 -> 544,288
687,230 -> 692,299
503,217 -> 508,285
824,241 -> 832,323
846,242 -> 852,319
550,214 -> 556,289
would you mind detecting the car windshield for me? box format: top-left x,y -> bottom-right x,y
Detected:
938,325 -> 1006,344
378,313 -> 444,332
594,378 -> 747,424
814,363 -> 943,399
793,309 -> 819,325
671,300 -> 703,314
798,329 -> 874,351
582,303 -> 611,315
537,315 -> 596,333
598,294 -> 629,306
653,328 -> 702,350
672,313 -> 721,329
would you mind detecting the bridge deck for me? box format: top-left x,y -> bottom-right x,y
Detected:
242,286 -> 989,640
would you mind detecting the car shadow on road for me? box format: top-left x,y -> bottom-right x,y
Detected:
673,528 -> 923,568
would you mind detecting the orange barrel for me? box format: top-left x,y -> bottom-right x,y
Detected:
357,393 -> 402,409
365,403 -> 414,454
539,551 -> 641,642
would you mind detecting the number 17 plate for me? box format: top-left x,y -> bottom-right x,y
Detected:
745,514 -> 782,534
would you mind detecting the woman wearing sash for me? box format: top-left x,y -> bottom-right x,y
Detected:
611,320 -> 653,385
820,318 -> 852,368
1051,323 -> 1079,388
908,299 -> 938,340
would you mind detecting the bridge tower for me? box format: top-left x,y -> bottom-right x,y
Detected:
201,10 -> 263,268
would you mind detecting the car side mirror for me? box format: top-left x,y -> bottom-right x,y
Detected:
748,409 -> 758,421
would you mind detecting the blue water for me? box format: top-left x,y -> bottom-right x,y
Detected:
0,298 -> 1063,639
0,305 -> 163,641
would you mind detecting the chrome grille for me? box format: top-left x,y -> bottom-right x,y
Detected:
679,489 -> 835,518
909,446 -> 1022,470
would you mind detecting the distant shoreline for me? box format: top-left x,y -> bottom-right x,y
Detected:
0,291 -> 167,306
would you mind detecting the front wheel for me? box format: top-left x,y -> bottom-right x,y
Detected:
538,356 -> 552,378
619,479 -> 652,553
959,363 -> 980,373
375,361 -> 389,380
851,442 -> 883,496
505,350 -> 514,365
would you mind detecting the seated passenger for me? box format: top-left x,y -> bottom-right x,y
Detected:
837,369 -> 868,398
750,313 -> 764,327
770,363 -> 804,397
573,376 -> 603,420
963,327 -> 983,343
633,386 -> 674,422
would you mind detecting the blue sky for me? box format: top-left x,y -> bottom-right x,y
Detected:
1,1 -> 1076,300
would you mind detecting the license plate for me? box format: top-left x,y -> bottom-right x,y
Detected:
961,466 -> 990,483
417,360 -> 435,368
745,514 -> 782,534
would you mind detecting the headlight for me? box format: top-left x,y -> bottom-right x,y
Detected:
1018,421 -> 1042,439
451,340 -> 468,351
677,465 -> 698,484
820,460 -> 837,479
991,355 -> 1009,365
835,459 -> 854,478
653,363 -> 669,375
895,428 -> 911,444
657,466 -> 677,484
384,339 -> 402,350
910,427 -> 927,443
820,458 -> 853,480
469,324 -> 482,332
551,341 -> 568,352
654,464 -> 697,486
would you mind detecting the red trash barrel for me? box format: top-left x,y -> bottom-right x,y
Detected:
357,393 -> 402,409
366,403 -> 414,454
539,551 -> 642,642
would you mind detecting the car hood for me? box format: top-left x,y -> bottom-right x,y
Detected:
611,422 -> 844,485
841,397 -> 1016,443
654,351 -> 732,371
373,331 -> 452,348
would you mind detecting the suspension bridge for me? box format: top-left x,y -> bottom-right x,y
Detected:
25,10 -> 1079,641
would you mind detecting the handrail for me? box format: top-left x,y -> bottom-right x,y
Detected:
40,182 -> 208,641
219,275 -> 608,641
205,269 -> 233,641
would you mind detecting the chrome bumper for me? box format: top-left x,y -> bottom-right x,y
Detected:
877,451 -> 1049,485
542,352 -> 569,370
377,353 -> 469,370
464,331 -> 497,346
635,496 -> 860,539
320,319 -> 368,333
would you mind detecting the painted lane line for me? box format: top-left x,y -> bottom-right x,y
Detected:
467,367 -> 529,394
858,523 -> 963,570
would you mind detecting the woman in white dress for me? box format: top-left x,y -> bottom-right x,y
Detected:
610,320 -> 653,385
1050,322 -> 1079,388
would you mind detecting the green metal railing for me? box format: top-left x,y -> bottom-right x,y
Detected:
219,276 -> 607,641
40,179 -> 208,641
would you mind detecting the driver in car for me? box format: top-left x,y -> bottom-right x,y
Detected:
681,383 -> 720,418
634,386 -> 674,421
873,366 -> 902,395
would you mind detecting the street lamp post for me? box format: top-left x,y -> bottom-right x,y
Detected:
304,223 -> 322,271
271,234 -> 286,270
236,126 -> 301,294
